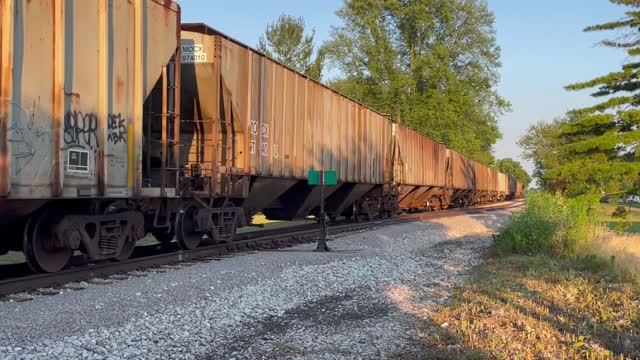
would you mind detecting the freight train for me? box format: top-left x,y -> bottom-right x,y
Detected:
0,0 -> 523,273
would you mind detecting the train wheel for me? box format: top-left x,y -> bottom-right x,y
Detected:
23,207 -> 73,273
176,204 -> 203,250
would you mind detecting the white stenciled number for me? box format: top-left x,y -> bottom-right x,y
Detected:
273,144 -> 279,159
261,143 -> 269,157
261,124 -> 269,139
250,140 -> 257,155
250,120 -> 258,136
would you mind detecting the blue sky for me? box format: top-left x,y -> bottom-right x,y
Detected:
181,0 -> 629,173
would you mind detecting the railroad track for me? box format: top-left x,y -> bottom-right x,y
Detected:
0,201 -> 522,298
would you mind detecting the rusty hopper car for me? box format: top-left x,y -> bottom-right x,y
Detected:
0,0 -> 182,272
473,162 -> 505,203
394,137 -> 512,210
394,124 -> 450,211
509,177 -> 524,199
179,23 -> 396,223
449,150 -> 476,207
496,173 -> 509,201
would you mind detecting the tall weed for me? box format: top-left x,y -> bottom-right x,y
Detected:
495,191 -> 597,257
586,230 -> 640,282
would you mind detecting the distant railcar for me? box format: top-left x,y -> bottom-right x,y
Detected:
394,124 -> 449,211
473,162 -> 508,203
449,150 -> 476,206
509,177 -> 525,199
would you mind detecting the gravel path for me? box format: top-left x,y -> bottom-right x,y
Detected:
0,208 -> 518,359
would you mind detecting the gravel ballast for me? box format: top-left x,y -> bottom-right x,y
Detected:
0,208 -> 518,359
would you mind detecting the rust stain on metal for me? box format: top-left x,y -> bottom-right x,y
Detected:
51,0 -> 63,196
450,150 -> 475,190
160,66 -> 167,195
173,6 -> 181,194
133,0 -> 143,194
394,124 -> 447,188
116,77 -> 125,104
97,0 -> 108,196
0,0 -> 13,197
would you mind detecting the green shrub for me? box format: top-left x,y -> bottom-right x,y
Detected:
495,191 -> 597,257
614,220 -> 631,233
611,206 -> 628,219
571,254 -> 614,274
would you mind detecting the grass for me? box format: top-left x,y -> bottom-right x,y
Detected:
586,230 -> 640,281
393,192 -> 640,359
418,255 -> 640,359
0,251 -> 25,266
596,203 -> 640,234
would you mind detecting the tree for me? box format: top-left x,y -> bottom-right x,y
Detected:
325,0 -> 510,163
518,117 -> 572,191
495,158 -> 532,189
557,0 -> 640,196
258,14 -> 327,80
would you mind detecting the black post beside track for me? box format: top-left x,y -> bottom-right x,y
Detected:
0,201 -> 523,297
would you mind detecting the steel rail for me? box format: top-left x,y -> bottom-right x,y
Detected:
0,201 -> 522,297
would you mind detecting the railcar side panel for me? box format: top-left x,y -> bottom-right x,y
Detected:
184,29 -> 392,185
393,124 -> 447,187
0,0 -> 180,200
449,150 -> 475,190
474,162 -> 490,192
497,173 -> 509,194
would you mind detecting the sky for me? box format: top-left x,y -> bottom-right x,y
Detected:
181,0 -> 630,175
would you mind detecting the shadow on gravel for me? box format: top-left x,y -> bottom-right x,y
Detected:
207,291 -> 392,359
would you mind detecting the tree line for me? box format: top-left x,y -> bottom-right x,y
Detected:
257,1 -> 531,188
520,0 -> 640,197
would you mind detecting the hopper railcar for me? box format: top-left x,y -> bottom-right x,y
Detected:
0,1 -> 521,274
0,0 -> 184,272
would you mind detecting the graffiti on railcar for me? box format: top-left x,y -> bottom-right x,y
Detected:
63,111 -> 129,150
63,111 -> 99,151
107,113 -> 127,145
7,108 -> 51,175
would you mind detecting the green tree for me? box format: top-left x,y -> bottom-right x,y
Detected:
258,14 -> 327,80
518,117 -> 571,191
495,158 -> 532,188
557,0 -> 640,196
325,0 -> 510,163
